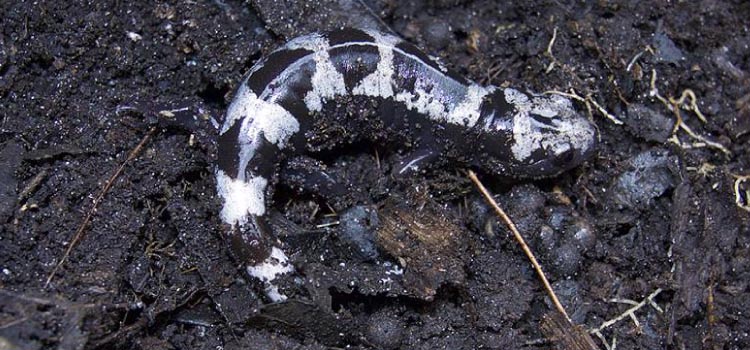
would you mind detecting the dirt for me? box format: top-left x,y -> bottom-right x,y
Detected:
1,1 -> 749,349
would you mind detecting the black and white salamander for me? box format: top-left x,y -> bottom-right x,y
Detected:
215,28 -> 597,301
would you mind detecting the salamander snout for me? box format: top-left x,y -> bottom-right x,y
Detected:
477,89 -> 597,178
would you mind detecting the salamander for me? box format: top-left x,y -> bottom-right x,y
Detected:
215,28 -> 597,300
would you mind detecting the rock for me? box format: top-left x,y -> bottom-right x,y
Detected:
624,103 -> 675,142
611,148 -> 678,209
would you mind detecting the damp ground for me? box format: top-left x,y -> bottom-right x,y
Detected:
1,1 -> 749,349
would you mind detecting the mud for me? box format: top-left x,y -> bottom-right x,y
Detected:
1,1 -> 749,349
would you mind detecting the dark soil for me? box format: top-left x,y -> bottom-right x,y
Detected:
2,1 -> 749,349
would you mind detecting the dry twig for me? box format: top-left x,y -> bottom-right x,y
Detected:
467,170 -> 571,322
590,288 -> 663,350
545,26 -> 559,73
649,69 -> 730,157
546,89 -> 624,125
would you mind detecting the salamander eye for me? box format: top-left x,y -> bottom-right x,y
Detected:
528,112 -> 558,129
551,148 -> 577,168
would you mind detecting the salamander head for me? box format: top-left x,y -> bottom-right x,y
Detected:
475,88 -> 597,178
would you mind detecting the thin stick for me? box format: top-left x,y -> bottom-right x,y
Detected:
590,288 -> 662,333
468,170 -> 572,323
45,127 -> 157,288
544,27 -> 559,73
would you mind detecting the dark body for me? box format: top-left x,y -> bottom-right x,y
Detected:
215,28 -> 597,274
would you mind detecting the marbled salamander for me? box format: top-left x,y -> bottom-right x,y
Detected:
216,28 -> 596,300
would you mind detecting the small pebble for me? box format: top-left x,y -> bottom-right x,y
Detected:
611,148 -> 677,209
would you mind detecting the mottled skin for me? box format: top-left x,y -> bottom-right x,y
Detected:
216,28 -> 597,273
